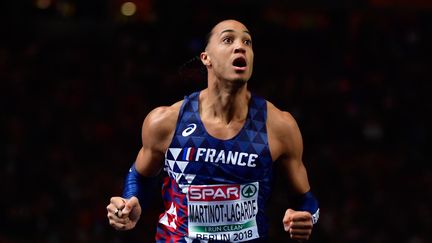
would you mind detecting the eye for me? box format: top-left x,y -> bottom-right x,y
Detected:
222,37 -> 233,44
244,39 -> 252,46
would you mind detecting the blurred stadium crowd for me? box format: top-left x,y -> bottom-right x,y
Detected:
1,1 -> 430,242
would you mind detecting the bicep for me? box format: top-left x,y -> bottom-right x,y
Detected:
135,105 -> 178,177
134,146 -> 164,177
134,105 -> 179,177
272,110 -> 310,194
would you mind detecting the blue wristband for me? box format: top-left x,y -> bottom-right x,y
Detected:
291,191 -> 320,224
122,163 -> 147,207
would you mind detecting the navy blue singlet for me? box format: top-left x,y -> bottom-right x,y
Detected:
156,91 -> 274,243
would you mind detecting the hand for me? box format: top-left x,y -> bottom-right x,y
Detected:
107,196 -> 142,230
282,208 -> 313,242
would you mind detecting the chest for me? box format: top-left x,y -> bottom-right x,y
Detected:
167,119 -> 271,184
200,118 -> 246,141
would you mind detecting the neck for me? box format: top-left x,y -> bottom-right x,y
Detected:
200,78 -> 250,125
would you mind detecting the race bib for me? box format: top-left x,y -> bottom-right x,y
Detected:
187,182 -> 259,242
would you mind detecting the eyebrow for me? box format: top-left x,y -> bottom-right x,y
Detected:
220,29 -> 251,36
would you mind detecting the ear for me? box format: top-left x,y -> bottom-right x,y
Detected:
200,52 -> 211,66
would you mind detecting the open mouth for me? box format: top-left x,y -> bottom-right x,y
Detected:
232,57 -> 247,68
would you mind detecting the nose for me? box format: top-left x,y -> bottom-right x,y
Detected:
234,47 -> 245,54
234,41 -> 246,54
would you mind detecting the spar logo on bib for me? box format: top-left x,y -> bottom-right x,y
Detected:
241,184 -> 257,198
188,185 -> 240,201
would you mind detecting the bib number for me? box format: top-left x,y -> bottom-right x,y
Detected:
187,182 -> 260,242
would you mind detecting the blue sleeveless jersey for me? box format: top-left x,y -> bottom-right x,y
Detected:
156,92 -> 274,243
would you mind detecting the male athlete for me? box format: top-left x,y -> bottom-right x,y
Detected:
107,19 -> 319,242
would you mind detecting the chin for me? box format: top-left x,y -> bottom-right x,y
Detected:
237,74 -> 252,83
231,72 -> 251,83
233,78 -> 248,83
229,78 -> 248,88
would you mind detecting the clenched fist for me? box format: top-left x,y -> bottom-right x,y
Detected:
282,208 -> 313,241
107,196 -> 142,231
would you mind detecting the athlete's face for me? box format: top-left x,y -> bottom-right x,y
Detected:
201,20 -> 254,84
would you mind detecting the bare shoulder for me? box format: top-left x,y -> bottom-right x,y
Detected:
142,100 -> 183,147
266,101 -> 299,135
144,101 -> 182,129
266,101 -> 303,160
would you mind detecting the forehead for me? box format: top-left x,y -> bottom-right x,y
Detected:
212,20 -> 251,37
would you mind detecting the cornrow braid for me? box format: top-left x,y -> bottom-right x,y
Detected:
178,56 -> 206,83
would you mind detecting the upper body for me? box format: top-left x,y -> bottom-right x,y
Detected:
107,19 -> 316,242
136,92 -> 309,197
136,19 -> 309,195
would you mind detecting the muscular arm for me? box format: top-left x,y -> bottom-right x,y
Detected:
267,102 -> 310,194
135,101 -> 182,176
107,101 -> 182,231
267,102 -> 317,241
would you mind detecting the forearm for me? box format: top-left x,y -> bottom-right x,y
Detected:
122,163 -> 149,207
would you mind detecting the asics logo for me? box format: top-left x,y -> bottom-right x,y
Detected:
182,123 -> 197,137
